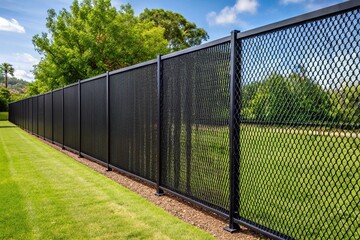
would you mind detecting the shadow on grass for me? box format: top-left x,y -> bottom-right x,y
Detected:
0,126 -> 16,128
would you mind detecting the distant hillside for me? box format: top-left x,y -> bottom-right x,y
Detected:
0,75 -> 29,94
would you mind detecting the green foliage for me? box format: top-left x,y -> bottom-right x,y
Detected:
0,88 -> 10,111
331,84 -> 360,125
31,0 -> 171,93
139,9 -> 209,51
242,73 -> 332,123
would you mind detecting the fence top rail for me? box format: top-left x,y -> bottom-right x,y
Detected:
161,36 -> 231,60
109,59 -> 157,76
80,73 -> 107,84
237,0 -> 360,39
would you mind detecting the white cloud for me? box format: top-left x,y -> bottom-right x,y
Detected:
14,53 -> 39,65
14,69 -> 34,81
0,17 -> 25,33
207,0 -> 258,26
235,0 -> 258,13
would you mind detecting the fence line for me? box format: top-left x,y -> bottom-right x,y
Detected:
9,2 -> 360,239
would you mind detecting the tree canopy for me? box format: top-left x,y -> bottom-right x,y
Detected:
139,9 -> 209,51
30,0 -> 209,94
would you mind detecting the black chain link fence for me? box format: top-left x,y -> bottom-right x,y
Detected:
8,2 -> 360,239
237,6 -> 360,239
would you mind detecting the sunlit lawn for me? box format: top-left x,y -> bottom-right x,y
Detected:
165,124 -> 359,239
0,120 -> 214,240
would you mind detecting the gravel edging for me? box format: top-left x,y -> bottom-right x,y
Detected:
38,137 -> 264,240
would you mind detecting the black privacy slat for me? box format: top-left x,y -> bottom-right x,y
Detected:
53,90 -> 63,145
64,85 -> 79,151
81,78 -> 107,162
109,64 -> 158,181
44,93 -> 52,140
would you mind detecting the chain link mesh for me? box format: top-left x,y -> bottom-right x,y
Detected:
237,8 -> 360,239
161,43 -> 231,213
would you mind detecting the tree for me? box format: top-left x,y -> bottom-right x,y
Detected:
242,72 -> 332,124
331,84 -> 360,125
0,63 -> 15,89
32,0 -> 169,92
0,88 -> 10,111
139,9 -> 209,52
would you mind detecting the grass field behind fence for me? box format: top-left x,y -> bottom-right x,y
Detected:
0,120 -> 214,240
238,125 -> 359,239
168,124 -> 359,239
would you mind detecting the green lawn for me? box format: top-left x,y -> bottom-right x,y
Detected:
0,112 -> 8,121
0,121 -> 214,240
238,125 -> 359,239
162,124 -> 359,239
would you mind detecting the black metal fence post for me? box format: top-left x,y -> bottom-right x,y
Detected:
37,95 -> 39,136
106,71 -> 112,171
155,54 -> 164,196
51,90 -> 54,143
32,97 -> 34,135
78,80 -> 82,157
43,93 -> 45,139
224,30 -> 241,233
62,86 -> 65,149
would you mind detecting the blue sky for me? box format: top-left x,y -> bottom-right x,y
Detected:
0,0 -> 346,81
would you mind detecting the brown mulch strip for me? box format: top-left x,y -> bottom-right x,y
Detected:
37,136 -> 265,240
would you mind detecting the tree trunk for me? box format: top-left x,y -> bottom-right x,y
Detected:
5,74 -> 8,88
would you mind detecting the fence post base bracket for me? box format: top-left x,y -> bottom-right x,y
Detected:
154,190 -> 164,197
106,167 -> 112,172
224,224 -> 240,233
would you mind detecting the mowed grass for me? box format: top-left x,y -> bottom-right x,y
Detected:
0,112 -> 8,121
238,125 -> 360,239
0,121 -> 214,240
163,124 -> 359,239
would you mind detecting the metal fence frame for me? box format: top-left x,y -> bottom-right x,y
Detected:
8,2 -> 360,239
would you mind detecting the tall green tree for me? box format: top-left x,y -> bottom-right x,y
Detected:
139,9 -> 209,52
0,63 -> 15,89
32,0 -> 169,92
